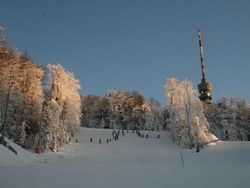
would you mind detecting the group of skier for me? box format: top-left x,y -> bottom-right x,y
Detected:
89,129 -> 126,144
88,129 -> 160,144
136,130 -> 160,139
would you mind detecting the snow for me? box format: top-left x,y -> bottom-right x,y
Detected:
1,127 -> 250,188
0,137 -> 39,166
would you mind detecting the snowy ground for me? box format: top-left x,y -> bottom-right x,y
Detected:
1,127 -> 250,188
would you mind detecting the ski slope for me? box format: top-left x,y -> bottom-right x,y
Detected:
0,137 -> 39,166
0,127 -> 250,188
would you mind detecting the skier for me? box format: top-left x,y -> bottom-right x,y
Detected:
225,130 -> 229,140
90,138 -> 93,143
196,143 -> 200,153
99,139 -> 101,144
157,134 -> 160,139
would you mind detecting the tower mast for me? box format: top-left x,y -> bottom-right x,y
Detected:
198,28 -> 206,81
197,29 -> 212,102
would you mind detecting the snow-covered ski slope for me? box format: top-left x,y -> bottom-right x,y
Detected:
0,137 -> 39,166
1,127 -> 250,188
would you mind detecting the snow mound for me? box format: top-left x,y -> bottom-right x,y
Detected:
0,138 -> 39,166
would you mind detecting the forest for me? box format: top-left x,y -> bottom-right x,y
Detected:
0,35 -> 81,152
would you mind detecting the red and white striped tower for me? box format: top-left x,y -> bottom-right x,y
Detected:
197,29 -> 213,102
198,28 -> 206,81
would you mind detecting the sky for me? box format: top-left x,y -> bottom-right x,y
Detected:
1,0 -> 250,104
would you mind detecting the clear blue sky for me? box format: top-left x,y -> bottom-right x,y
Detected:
1,0 -> 250,104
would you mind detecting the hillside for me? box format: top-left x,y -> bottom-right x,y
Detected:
0,127 -> 250,188
0,137 -> 38,166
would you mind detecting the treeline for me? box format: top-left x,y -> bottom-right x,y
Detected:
204,96 -> 250,141
0,35 -> 81,151
81,90 -> 166,131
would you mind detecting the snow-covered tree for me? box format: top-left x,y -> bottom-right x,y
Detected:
81,95 -> 111,128
40,64 -> 81,151
0,43 -> 44,147
81,90 -> 155,130
1,30 -> 82,151
164,78 -> 217,148
107,90 -> 145,130
144,98 -> 164,131
18,55 -> 44,148
205,96 -> 250,141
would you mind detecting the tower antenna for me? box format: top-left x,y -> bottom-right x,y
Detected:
197,29 -> 212,102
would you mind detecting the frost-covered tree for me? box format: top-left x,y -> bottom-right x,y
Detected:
144,98 -> 164,131
81,95 -> 111,128
0,40 -> 44,147
40,64 -> 81,151
81,90 -> 147,130
107,90 -> 145,130
205,96 -> 250,141
94,96 -> 111,128
18,55 -> 44,148
1,30 -> 83,151
164,78 -> 217,148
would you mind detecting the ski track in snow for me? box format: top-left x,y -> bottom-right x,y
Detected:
1,127 -> 250,188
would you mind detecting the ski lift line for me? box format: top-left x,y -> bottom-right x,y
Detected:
185,86 -> 193,145
179,149 -> 185,168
